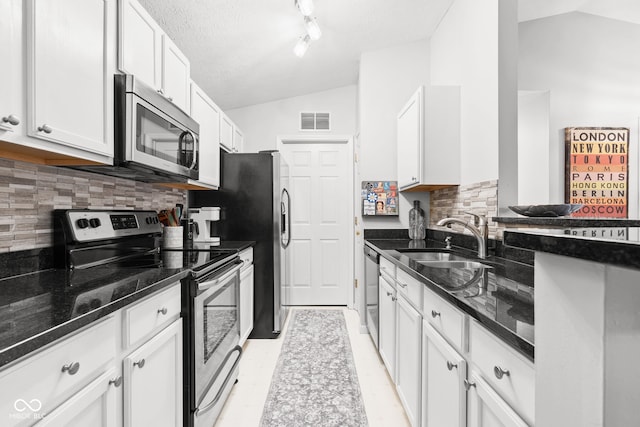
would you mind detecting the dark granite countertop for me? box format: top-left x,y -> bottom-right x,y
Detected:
366,238 -> 535,362
503,228 -> 640,270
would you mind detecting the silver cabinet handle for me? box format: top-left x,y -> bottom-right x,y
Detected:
446,361 -> 457,371
386,291 -> 393,297
431,310 -> 441,318
38,124 -> 53,134
391,296 -> 397,301
133,359 -> 146,369
2,114 -> 20,126
494,366 -> 510,379
463,379 -> 476,391
61,362 -> 80,375
397,282 -> 407,288
109,376 -> 123,387
167,96 -> 173,102
157,307 -> 168,315
157,88 -> 165,95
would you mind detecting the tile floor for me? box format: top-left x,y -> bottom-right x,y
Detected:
215,307 -> 411,427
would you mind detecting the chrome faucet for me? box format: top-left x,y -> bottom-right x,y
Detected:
436,212 -> 489,259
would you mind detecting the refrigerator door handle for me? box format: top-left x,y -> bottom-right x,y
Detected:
281,188 -> 291,248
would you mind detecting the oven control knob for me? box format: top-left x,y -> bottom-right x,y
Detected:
76,218 -> 89,229
89,218 -> 101,228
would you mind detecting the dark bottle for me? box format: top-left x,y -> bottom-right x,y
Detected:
408,200 -> 426,240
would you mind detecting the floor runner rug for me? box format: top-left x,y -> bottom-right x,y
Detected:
260,309 -> 369,427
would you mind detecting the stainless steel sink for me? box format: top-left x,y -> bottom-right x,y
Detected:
397,251 -> 467,262
417,260 -> 491,269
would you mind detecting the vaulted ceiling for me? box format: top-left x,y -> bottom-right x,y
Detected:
138,0 -> 640,110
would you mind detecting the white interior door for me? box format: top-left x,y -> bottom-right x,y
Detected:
278,138 -> 353,306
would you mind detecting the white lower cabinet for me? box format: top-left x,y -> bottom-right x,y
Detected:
123,319 -> 182,427
36,367 -> 119,427
422,322 -> 467,427
0,283 -> 183,427
466,371 -> 528,427
239,258 -> 254,346
395,294 -> 422,427
378,273 -> 397,381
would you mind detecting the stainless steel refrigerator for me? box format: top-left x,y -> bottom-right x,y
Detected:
190,150 -> 291,338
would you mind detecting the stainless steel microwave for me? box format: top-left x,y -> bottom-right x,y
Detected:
73,74 -> 199,183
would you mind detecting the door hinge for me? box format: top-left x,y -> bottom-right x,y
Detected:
354,279 -> 358,288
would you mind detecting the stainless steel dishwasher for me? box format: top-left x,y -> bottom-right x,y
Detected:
364,245 -> 380,348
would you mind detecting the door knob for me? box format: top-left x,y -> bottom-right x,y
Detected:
463,379 -> 476,391
157,307 -> 168,315
61,362 -> 80,375
109,376 -> 123,387
431,310 -> 441,318
446,361 -> 457,371
494,365 -> 510,379
133,359 -> 146,369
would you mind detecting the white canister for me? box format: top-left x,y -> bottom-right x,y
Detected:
163,226 -> 184,249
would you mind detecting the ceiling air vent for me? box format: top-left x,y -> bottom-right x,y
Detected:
300,112 -> 330,131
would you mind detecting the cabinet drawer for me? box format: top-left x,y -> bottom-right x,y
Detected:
423,286 -> 466,352
395,268 -> 423,311
469,320 -> 534,425
0,317 -> 116,426
123,283 -> 181,349
239,247 -> 253,271
379,257 -> 396,281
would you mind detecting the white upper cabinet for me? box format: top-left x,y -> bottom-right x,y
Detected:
190,81 -> 221,188
219,113 -> 235,152
26,0 -> 115,158
397,85 -> 460,191
233,126 -> 244,153
162,36 -> 190,113
118,0 -> 190,113
0,0 -> 23,137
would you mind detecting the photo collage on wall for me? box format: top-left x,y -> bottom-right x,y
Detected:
362,181 -> 398,216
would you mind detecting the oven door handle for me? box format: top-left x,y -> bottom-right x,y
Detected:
197,260 -> 242,291
195,345 -> 243,417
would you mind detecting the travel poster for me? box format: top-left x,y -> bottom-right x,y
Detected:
362,181 -> 398,216
565,127 -> 629,218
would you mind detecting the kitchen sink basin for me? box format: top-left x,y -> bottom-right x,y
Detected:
397,251 -> 466,262
417,260 -> 492,269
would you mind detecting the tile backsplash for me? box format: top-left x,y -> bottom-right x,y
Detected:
429,179 -> 504,238
0,158 -> 186,252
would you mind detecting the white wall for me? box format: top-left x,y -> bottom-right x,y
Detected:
226,85 -> 357,153
519,12 -> 640,217
518,91 -> 550,204
358,39 -> 431,230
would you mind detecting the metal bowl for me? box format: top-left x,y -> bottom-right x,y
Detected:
508,204 -> 583,217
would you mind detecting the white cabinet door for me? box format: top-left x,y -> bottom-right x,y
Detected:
36,368 -> 119,427
220,114 -> 234,152
162,35 -> 190,113
124,319 -> 182,427
395,294 -> 422,427
0,0 -> 23,137
467,370 -> 528,427
118,0 -> 162,90
239,264 -> 254,346
422,322 -> 467,427
233,126 -> 244,153
397,86 -> 423,190
190,82 -> 221,188
378,274 -> 396,381
27,0 -> 114,157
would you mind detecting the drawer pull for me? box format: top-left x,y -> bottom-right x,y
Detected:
397,282 -> 407,288
446,361 -> 457,371
386,291 -> 393,297
133,359 -> 146,369
463,379 -> 476,391
2,114 -> 20,126
431,310 -> 441,318
157,307 -> 168,315
391,296 -> 397,302
494,365 -> 510,379
37,124 -> 53,134
109,376 -> 123,387
61,362 -> 80,375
